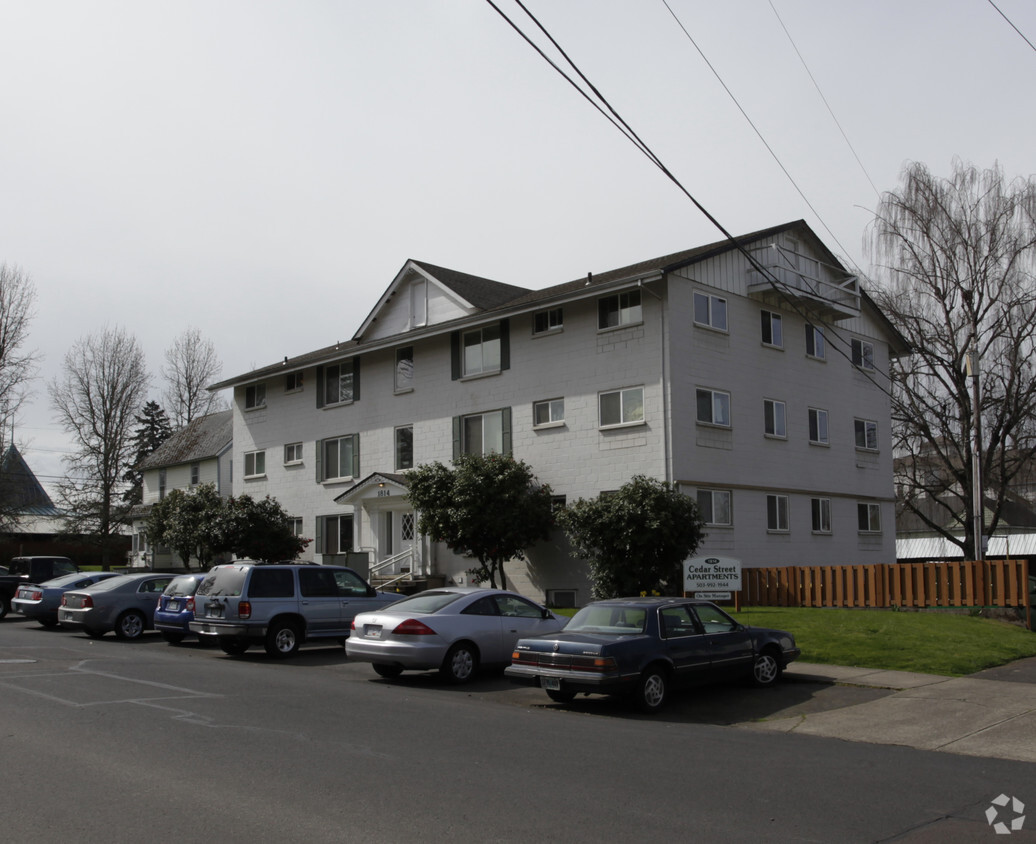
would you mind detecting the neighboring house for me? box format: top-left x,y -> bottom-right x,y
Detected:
209,221 -> 908,606
0,445 -> 128,566
127,410 -> 233,568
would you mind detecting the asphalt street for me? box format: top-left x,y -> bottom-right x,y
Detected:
0,617 -> 1033,843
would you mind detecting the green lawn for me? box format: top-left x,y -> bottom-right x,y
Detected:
554,605 -> 1036,676
735,606 -> 1036,676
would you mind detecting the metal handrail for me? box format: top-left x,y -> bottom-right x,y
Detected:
368,548 -> 413,578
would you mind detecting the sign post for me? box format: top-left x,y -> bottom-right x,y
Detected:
684,556 -> 742,610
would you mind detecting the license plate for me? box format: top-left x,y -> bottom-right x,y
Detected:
206,604 -> 224,619
543,677 -> 561,691
60,610 -> 74,621
166,600 -> 179,612
364,625 -> 382,639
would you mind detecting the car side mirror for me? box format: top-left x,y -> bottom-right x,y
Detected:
367,585 -> 377,597
542,608 -> 553,619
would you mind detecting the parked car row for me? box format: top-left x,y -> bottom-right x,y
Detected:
6,561 -> 801,713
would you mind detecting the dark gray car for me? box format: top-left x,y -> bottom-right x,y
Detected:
58,573 -> 174,639
506,597 -> 800,713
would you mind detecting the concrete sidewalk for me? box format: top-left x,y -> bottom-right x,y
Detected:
745,661 -> 1036,763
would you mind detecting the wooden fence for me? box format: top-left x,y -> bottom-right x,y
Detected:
744,559 -> 1029,609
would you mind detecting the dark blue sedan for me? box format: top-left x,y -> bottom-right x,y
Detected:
506,597 -> 800,713
154,573 -> 208,643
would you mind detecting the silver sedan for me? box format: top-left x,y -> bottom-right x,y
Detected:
346,587 -> 566,683
58,573 -> 173,640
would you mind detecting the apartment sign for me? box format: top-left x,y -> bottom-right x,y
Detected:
685,556 -> 742,592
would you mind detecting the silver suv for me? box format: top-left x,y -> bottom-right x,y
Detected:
189,562 -> 400,657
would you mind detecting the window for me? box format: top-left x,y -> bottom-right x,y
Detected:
696,388 -> 731,427
852,338 -> 875,371
395,347 -> 413,392
289,517 -> 303,536
317,514 -> 354,556
451,321 -> 509,380
455,408 -> 511,457
811,498 -> 831,533
286,371 -> 303,392
855,418 -> 878,450
158,468 -> 166,500
533,398 -> 565,427
190,463 -> 200,486
599,387 -> 644,427
598,290 -> 642,329
767,494 -> 789,532
284,442 -> 303,465
761,311 -> 783,347
808,408 -> 829,445
805,324 -> 826,359
858,502 -> 881,533
410,279 -> 427,328
693,292 -> 727,331
533,307 -> 563,335
244,450 -> 266,478
697,489 -> 732,526
322,362 -> 356,405
245,383 -> 266,409
463,324 -> 501,376
395,425 -> 413,471
550,495 -> 567,513
318,435 -> 359,481
764,399 -> 786,438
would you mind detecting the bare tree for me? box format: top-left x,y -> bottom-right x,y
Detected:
0,264 -> 40,531
868,159 -> 1036,558
49,326 -> 150,568
162,327 -> 227,427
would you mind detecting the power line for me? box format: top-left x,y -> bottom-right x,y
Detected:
659,0 -> 859,269
484,0 -> 898,399
767,0 -> 881,200
987,0 -> 1036,54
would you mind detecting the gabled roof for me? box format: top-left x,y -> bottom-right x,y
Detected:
0,445 -> 60,516
210,220 -> 907,389
137,410 -> 233,471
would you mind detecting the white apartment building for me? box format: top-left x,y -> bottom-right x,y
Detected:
210,221 -> 908,606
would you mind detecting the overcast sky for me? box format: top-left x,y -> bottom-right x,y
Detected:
2,0 -> 1034,492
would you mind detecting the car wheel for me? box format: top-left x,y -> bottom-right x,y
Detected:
546,689 -> 576,704
265,620 -> 301,658
633,665 -> 668,713
372,663 -> 404,678
752,650 -> 782,687
440,642 -> 478,684
219,639 -> 249,656
161,631 -> 186,644
114,611 -> 146,640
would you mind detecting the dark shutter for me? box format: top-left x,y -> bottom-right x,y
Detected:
450,331 -> 461,380
314,517 -> 324,555
352,434 -> 360,478
501,407 -> 512,455
315,439 -> 324,482
452,416 -> 462,461
315,366 -> 324,408
352,357 -> 361,401
500,319 -> 510,371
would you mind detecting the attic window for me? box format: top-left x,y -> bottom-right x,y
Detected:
245,383 -> 266,409
410,279 -> 427,328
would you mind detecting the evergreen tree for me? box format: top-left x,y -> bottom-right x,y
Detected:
123,400 -> 173,505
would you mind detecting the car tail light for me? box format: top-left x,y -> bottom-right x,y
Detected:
186,597 -> 195,612
238,601 -> 251,620
27,589 -> 42,601
393,618 -> 435,635
510,651 -> 617,672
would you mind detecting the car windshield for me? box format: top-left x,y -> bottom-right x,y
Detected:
197,569 -> 247,597
384,591 -> 466,614
165,575 -> 203,597
565,605 -> 647,635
